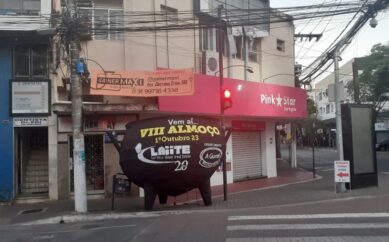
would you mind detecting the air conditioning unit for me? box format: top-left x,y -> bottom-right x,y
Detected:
201,51 -> 219,76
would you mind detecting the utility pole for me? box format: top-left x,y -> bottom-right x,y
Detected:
218,5 -> 227,201
69,1 -> 87,213
334,48 -> 344,162
331,0 -> 388,193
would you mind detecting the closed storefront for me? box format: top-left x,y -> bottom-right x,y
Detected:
232,131 -> 262,181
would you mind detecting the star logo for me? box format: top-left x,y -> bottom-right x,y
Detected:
276,94 -> 283,107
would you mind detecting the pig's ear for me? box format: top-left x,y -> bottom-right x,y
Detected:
135,143 -> 142,153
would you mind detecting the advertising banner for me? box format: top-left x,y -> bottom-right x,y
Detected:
90,68 -> 194,97
119,116 -> 226,197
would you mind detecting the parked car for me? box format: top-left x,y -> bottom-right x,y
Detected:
376,139 -> 389,151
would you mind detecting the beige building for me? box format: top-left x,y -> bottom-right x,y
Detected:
10,0 -> 299,202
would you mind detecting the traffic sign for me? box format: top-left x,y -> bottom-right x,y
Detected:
334,160 -> 350,183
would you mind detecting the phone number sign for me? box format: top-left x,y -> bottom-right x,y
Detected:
90,68 -> 194,97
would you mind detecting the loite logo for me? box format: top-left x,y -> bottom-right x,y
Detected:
199,147 -> 222,168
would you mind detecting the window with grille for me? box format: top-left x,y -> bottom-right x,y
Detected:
79,7 -> 124,40
14,45 -> 48,78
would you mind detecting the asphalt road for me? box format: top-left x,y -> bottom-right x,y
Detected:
2,196 -> 389,242
2,146 -> 389,242
282,145 -> 389,175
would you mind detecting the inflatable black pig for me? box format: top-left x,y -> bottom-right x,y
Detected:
109,116 -> 226,210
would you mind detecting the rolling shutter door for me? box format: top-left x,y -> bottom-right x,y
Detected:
232,131 -> 262,181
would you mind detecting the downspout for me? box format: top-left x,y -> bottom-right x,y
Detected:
242,27 -> 247,81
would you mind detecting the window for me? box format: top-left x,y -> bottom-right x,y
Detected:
331,103 -> 334,113
200,27 -> 216,52
318,92 -> 322,101
326,104 -> 330,114
14,45 -> 48,78
0,0 -> 40,15
277,39 -> 285,52
248,38 -> 259,62
79,7 -> 124,40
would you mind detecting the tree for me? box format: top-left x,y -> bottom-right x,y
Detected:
346,43 -> 389,119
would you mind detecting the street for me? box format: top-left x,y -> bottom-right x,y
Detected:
1,147 -> 389,241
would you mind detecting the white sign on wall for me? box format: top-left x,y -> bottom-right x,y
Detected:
11,80 -> 50,115
13,117 -> 48,127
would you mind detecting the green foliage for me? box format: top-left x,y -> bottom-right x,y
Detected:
346,43 -> 389,114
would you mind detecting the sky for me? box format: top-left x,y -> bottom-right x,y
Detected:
270,0 -> 389,81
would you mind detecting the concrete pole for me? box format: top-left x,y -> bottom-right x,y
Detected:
70,41 -> 87,212
334,49 -> 344,161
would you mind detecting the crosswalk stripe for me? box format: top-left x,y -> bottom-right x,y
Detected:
226,236 -> 389,242
228,213 -> 389,221
227,223 -> 389,231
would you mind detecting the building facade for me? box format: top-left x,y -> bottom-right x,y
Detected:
1,0 -> 306,202
312,58 -> 389,147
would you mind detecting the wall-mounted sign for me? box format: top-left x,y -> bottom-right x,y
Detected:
90,68 -> 194,97
10,80 -> 50,116
231,121 -> 266,131
119,116 -> 226,210
159,74 -> 307,119
13,117 -> 48,127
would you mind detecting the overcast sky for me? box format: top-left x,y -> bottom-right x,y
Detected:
270,0 -> 389,80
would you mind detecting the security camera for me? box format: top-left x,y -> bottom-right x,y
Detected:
370,17 -> 378,28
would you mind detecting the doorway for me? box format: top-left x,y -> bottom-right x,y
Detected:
14,127 -> 48,196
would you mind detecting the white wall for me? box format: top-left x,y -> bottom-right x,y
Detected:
261,121 -> 277,177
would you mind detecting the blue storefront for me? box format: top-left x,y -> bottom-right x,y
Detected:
0,46 -> 14,201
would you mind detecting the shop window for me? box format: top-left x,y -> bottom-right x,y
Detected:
14,45 -> 48,78
277,39 -> 285,52
0,0 -> 40,15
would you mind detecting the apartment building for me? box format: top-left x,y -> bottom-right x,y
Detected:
1,0 -> 307,202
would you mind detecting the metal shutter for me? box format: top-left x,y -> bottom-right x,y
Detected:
232,131 -> 262,181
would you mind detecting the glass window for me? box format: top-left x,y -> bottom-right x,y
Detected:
14,45 -> 48,78
109,9 -> 124,40
32,45 -> 48,76
277,39 -> 285,52
14,46 -> 30,77
249,38 -> 258,62
0,0 -> 40,15
94,9 -> 109,40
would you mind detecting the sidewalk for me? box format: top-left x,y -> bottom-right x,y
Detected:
0,159 -> 317,226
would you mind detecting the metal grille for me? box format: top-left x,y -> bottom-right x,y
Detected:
232,131 -> 262,182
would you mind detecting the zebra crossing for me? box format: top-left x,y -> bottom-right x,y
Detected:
226,213 -> 389,242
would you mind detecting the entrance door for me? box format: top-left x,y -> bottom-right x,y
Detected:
232,131 -> 263,181
69,135 -> 105,192
15,127 -> 49,196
